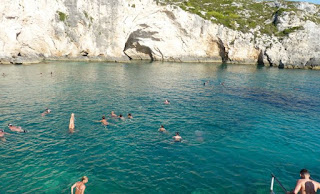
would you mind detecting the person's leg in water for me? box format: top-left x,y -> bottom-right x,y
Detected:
69,113 -> 75,133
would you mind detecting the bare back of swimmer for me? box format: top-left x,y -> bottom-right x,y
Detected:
8,124 -> 26,133
71,176 -> 88,194
100,116 -> 108,126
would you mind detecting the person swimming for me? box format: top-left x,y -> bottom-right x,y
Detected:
203,81 -> 209,86
100,116 -> 108,126
111,111 -> 117,117
0,129 -> 9,142
289,169 -> 320,194
41,108 -> 51,116
118,114 -> 124,120
159,125 -> 166,132
128,113 -> 133,119
164,99 -> 170,104
173,132 -> 182,142
69,113 -> 75,133
71,176 -> 88,194
8,124 -> 26,133
0,129 -> 5,137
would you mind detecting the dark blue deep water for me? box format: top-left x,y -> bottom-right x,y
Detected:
0,62 -> 320,194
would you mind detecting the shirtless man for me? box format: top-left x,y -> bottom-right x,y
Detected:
100,116 -> 108,126
111,111 -> 117,117
164,99 -> 170,105
118,114 -> 124,120
69,113 -> 75,133
8,124 -> 26,133
128,113 -> 133,119
159,125 -> 166,132
71,176 -> 88,194
173,132 -> 182,142
289,169 -> 320,194
41,108 -> 51,116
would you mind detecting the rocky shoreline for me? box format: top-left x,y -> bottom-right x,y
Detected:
0,0 -> 319,69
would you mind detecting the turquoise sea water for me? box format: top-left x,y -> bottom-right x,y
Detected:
0,62 -> 320,194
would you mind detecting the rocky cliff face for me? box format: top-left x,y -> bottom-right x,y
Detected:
0,0 -> 319,69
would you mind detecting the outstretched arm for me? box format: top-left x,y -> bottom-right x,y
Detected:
71,183 -> 76,194
316,181 -> 320,191
293,180 -> 302,194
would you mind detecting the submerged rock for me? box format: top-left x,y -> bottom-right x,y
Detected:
0,0 -> 319,69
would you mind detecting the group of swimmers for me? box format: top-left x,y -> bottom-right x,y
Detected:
1,99 -> 182,143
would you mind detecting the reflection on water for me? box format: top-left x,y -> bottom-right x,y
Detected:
0,62 -> 320,193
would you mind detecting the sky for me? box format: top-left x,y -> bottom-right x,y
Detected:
289,0 -> 320,4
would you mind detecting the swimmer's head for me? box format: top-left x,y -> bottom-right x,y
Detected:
119,114 -> 123,117
8,124 -> 12,127
128,113 -> 131,116
81,176 -> 88,183
102,116 -> 105,119
161,125 -> 164,128
0,129 -> 4,132
176,132 -> 179,135
300,169 -> 310,179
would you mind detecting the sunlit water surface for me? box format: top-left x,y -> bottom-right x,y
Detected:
0,62 -> 320,194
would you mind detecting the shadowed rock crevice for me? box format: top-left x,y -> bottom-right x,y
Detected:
163,10 -> 176,20
217,38 -> 228,63
123,29 -> 160,61
265,50 -> 273,66
258,50 -> 264,66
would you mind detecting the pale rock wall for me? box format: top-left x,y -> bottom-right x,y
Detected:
0,0 -> 319,69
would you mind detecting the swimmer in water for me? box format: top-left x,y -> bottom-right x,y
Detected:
128,113 -> 133,119
159,125 -> 166,132
8,124 -> 26,133
118,114 -> 124,120
71,176 -> 88,194
100,116 -> 108,126
203,81 -> 209,86
164,99 -> 170,104
0,129 -> 9,142
289,169 -> 320,194
41,108 -> 51,116
69,113 -> 75,133
173,132 -> 182,142
111,111 -> 117,117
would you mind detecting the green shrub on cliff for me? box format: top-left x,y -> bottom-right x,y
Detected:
57,11 -> 67,22
162,0 -> 320,36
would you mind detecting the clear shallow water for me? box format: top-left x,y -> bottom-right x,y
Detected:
0,62 -> 320,194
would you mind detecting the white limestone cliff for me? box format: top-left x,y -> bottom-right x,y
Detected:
0,0 -> 319,69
